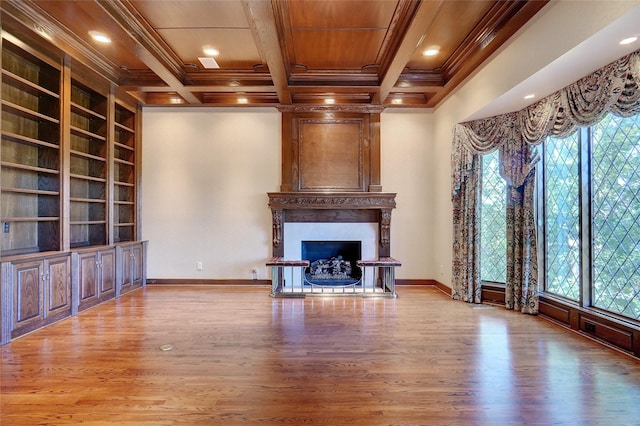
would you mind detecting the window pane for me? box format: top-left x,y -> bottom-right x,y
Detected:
592,113 -> 640,320
481,150 -> 506,283
544,134 -> 581,300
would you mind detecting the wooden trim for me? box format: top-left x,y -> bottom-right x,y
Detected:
479,286 -> 640,358
147,278 -> 450,290
147,279 -> 271,286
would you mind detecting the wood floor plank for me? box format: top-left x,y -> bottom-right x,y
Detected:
1,285 -> 640,425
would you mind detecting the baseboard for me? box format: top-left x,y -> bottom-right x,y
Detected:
148,278 -> 452,293
147,278 -> 271,286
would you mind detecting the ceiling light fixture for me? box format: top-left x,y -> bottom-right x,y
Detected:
237,97 -> 248,104
203,47 -> 219,56
89,30 -> 111,44
391,98 -> 403,105
324,98 -> 335,104
423,47 -> 439,57
620,36 -> 638,45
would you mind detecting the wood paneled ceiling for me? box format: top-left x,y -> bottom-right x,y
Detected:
3,0 -> 549,109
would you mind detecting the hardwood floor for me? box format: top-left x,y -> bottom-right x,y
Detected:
2,285 -> 640,425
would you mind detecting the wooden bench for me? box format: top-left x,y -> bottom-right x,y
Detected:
357,257 -> 401,297
266,257 -> 310,297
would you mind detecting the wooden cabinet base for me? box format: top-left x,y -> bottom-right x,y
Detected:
0,241 -> 147,345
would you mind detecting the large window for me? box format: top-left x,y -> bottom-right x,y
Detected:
544,133 -> 581,301
543,113 -> 640,321
481,150 -> 506,283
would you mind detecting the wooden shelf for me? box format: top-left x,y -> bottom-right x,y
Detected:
2,130 -> 60,150
1,187 -> 59,196
1,161 -> 59,175
1,99 -> 60,124
1,216 -> 60,222
70,125 -> 107,141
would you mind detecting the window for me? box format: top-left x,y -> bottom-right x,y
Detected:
481,150 -> 506,283
543,113 -> 640,321
544,133 -> 581,301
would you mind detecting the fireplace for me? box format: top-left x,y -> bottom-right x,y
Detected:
283,221 -> 377,290
266,108 -> 399,296
302,240 -> 362,285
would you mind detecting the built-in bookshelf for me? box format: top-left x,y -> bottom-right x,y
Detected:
112,103 -> 136,243
1,32 -> 140,256
1,29 -> 145,346
69,79 -> 108,248
1,39 -> 62,256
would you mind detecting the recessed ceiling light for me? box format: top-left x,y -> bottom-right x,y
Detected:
169,97 -> 184,104
620,36 -> 638,45
524,94 -> 535,100
391,98 -> 403,104
89,31 -> 111,44
203,47 -> 219,56
423,47 -> 439,57
324,98 -> 335,104
237,97 -> 248,104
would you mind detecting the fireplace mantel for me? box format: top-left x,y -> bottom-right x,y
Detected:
267,192 -> 396,257
267,192 -> 396,210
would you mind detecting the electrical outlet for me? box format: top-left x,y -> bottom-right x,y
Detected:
196,261 -> 203,271
252,268 -> 258,280
2,222 -> 9,233
585,322 -> 596,333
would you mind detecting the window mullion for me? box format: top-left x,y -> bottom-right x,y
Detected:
580,127 -> 592,308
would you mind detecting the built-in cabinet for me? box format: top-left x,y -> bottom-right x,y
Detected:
73,247 -> 116,313
117,242 -> 145,296
0,30 -> 146,345
0,252 -> 71,344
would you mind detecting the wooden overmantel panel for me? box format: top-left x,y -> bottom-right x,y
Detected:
280,109 -> 381,192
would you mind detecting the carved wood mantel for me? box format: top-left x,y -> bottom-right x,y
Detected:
267,192 -> 396,257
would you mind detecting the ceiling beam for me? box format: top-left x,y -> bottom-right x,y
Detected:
97,0 -> 201,104
376,0 -> 445,105
242,0 -> 292,105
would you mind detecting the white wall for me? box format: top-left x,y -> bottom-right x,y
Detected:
380,110 -> 434,279
141,107 -> 434,280
141,108 -> 280,280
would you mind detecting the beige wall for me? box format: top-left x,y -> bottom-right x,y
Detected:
141,1 -> 639,283
141,107 -> 434,280
141,108 -> 281,279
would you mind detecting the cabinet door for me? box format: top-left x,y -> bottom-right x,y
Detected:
121,246 -> 133,289
78,251 -> 98,305
99,249 -> 116,299
132,244 -> 143,285
46,255 -> 71,316
13,259 -> 44,330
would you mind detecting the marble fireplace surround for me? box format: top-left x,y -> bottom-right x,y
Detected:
267,192 -> 397,259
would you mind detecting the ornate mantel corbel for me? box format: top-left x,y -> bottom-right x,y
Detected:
380,208 -> 392,248
272,209 -> 283,247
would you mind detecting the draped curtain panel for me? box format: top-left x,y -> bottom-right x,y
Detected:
451,49 -> 640,313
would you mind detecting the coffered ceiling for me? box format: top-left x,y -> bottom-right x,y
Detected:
3,0 -> 549,109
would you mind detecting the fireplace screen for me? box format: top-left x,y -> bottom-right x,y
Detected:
301,240 -> 362,285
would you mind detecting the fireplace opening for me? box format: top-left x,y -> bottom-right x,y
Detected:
301,240 -> 362,286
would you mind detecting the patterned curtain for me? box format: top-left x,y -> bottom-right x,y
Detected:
451,49 -> 640,314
